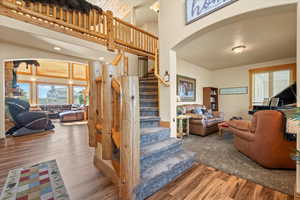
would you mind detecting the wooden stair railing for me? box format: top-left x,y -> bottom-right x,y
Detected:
90,63 -> 141,200
0,0 -> 158,59
154,48 -> 170,87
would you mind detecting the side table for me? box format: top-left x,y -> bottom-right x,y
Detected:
218,122 -> 230,137
177,115 -> 192,139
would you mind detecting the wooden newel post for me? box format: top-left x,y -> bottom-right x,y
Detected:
106,10 -> 115,52
88,61 -> 96,147
120,76 -> 140,200
102,64 -> 114,160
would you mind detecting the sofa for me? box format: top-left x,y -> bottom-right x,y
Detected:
59,110 -> 85,122
177,104 -> 224,136
227,110 -> 296,169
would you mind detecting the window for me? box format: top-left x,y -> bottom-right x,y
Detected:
38,84 -> 68,105
250,64 -> 296,106
17,82 -> 31,103
73,86 -> 87,105
36,60 -> 70,78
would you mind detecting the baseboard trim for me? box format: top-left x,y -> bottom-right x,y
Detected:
160,121 -> 170,128
295,192 -> 300,200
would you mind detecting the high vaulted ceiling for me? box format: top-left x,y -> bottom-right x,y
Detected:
87,0 -> 158,23
175,5 -> 297,70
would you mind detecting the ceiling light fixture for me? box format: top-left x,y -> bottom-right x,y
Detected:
54,47 -> 61,51
150,1 -> 160,13
232,45 -> 246,54
99,57 -> 105,61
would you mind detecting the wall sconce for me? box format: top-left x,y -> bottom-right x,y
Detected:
164,70 -> 170,82
31,77 -> 36,82
69,80 -> 73,85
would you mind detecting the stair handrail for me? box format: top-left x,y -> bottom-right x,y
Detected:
154,48 -> 170,87
0,0 -> 158,58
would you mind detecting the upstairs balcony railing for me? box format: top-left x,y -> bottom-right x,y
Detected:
0,0 -> 158,59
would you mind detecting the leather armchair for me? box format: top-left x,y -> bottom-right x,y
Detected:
228,110 -> 296,169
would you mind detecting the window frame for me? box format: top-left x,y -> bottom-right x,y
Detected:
72,84 -> 88,104
17,80 -> 33,104
248,63 -> 296,107
36,82 -> 70,105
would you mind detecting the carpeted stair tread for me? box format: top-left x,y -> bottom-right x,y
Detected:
141,127 -> 169,135
141,150 -> 195,181
140,91 -> 158,95
140,116 -> 160,121
140,127 -> 170,146
140,98 -> 158,102
140,85 -> 158,89
140,107 -> 159,112
141,138 -> 182,159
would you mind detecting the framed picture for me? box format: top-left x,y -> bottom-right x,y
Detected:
219,87 -> 248,95
177,75 -> 196,102
186,0 -> 239,25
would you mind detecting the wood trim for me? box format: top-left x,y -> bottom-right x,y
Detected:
72,63 -> 88,81
36,62 -> 70,79
17,66 -> 32,75
160,121 -> 170,128
248,63 -> 296,107
17,80 -> 33,104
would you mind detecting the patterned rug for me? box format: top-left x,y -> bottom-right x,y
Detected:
0,160 -> 70,200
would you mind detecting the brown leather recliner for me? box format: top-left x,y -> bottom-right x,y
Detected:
228,110 -> 296,169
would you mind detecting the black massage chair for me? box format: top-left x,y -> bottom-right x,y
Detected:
5,97 -> 55,136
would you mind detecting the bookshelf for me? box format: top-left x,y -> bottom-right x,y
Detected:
203,87 -> 219,111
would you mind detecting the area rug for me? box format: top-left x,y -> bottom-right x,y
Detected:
183,133 -> 296,195
0,160 -> 70,200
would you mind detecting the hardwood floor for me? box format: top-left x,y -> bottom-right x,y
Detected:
148,165 -> 293,200
0,122 -> 293,200
0,122 -> 118,200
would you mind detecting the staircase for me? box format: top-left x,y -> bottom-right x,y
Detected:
136,73 -> 196,200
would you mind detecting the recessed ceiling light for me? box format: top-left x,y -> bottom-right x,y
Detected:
232,45 -> 246,54
54,47 -> 61,51
99,57 -> 104,61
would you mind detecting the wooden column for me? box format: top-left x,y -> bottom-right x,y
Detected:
102,64 -> 114,160
119,76 -> 140,200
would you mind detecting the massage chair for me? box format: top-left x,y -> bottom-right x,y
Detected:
5,97 -> 55,136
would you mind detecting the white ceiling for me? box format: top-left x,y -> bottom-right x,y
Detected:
0,16 -> 116,62
87,0 -> 158,26
175,5 -> 297,70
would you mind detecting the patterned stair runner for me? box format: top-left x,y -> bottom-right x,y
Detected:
136,73 -> 195,200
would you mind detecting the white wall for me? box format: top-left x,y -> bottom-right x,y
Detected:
177,58 -> 212,106
213,57 -> 296,120
140,21 -> 159,36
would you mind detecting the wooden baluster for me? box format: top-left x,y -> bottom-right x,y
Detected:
83,13 -> 87,29
66,10 -> 70,24
88,62 -> 96,147
120,76 -> 140,199
59,7 -> 63,20
38,3 -> 42,13
102,64 -> 114,160
88,10 -> 92,31
52,6 -> 57,19
106,11 -> 115,51
78,12 -> 82,27
72,10 -> 76,25
46,4 -> 50,16
93,10 -> 97,32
